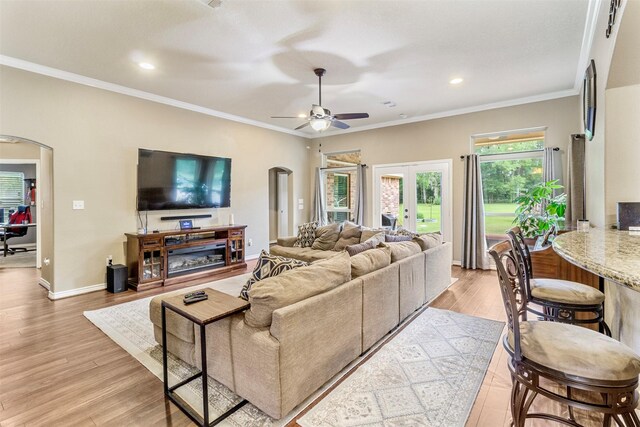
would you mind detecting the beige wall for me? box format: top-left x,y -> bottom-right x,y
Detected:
312,96 -> 580,262
605,84 -> 640,224
0,140 -> 40,158
0,66 -> 309,293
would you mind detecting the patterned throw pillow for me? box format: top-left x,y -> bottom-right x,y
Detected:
385,234 -> 413,242
293,221 -> 318,248
240,250 -> 308,300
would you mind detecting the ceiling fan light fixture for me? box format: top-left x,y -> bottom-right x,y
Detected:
310,117 -> 331,132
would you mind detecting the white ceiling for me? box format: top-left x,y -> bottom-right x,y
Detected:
0,0 -> 593,138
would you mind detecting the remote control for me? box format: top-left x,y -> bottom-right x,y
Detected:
184,290 -> 206,299
184,294 -> 208,305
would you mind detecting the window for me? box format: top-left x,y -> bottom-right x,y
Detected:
473,130 -> 545,246
323,150 -> 360,223
0,171 -> 25,223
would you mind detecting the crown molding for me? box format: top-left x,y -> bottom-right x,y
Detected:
307,88 -> 579,139
0,55 -> 308,139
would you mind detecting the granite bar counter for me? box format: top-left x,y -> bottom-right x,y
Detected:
553,229 -> 640,354
553,229 -> 640,292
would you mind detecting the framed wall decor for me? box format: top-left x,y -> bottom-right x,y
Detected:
583,60 -> 597,141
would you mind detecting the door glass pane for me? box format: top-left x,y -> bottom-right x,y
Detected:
379,173 -> 404,229
415,171 -> 442,234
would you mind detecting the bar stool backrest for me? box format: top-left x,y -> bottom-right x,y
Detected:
507,226 -> 534,302
488,240 -> 528,362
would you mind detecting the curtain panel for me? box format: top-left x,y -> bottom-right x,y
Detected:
353,164 -> 365,225
461,154 -> 489,270
311,167 -> 327,226
565,134 -> 586,224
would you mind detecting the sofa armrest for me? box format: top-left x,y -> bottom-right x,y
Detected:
277,236 -> 298,247
424,241 -> 453,302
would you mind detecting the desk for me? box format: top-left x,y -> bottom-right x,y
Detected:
553,229 -> 640,355
0,223 -> 37,257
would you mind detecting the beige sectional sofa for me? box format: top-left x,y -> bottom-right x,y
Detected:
149,239 -> 452,419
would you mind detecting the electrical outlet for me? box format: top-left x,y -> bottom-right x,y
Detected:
106,255 -> 113,266
248,238 -> 253,247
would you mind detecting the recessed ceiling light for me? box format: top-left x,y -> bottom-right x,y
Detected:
449,77 -> 464,85
399,114 -> 408,119
138,62 -> 155,70
298,113 -> 307,118
382,101 -> 396,108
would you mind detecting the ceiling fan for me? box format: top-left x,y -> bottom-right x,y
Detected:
271,68 -> 369,132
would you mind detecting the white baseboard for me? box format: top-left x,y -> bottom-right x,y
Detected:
38,277 -> 51,291
48,282 -> 106,300
452,260 -> 461,266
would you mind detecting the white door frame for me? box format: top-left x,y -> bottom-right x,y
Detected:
372,159 -> 453,242
0,158 -> 41,268
276,172 -> 289,238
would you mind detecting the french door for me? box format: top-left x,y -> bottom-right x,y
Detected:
373,160 -> 452,241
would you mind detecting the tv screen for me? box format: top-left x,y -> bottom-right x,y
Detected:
137,149 -> 231,211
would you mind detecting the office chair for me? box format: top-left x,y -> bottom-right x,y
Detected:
1,205 -> 31,257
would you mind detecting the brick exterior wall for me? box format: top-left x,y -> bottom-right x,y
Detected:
325,171 -> 357,221
381,176 -> 401,215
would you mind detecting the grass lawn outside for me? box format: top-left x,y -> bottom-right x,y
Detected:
395,203 -> 517,235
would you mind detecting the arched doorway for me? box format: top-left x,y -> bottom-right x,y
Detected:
268,167 -> 293,243
0,135 -> 54,292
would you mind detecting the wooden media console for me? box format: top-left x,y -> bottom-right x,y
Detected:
125,225 -> 247,291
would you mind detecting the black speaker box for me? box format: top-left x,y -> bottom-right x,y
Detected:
107,264 -> 128,293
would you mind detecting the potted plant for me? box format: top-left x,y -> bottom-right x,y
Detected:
513,180 -> 567,239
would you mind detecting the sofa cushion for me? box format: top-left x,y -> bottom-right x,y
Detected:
311,222 -> 341,250
333,221 -> 362,251
345,239 -> 377,256
386,241 -> 422,263
350,245 -> 391,278
149,297 -> 195,343
385,234 -> 412,242
240,250 -> 308,300
245,251 -> 352,328
413,232 -> 443,251
269,245 -> 336,263
293,221 -> 317,248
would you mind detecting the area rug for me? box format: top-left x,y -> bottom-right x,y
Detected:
297,308 -> 504,427
84,275 -> 503,427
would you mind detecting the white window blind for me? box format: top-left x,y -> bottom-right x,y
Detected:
0,172 -> 25,218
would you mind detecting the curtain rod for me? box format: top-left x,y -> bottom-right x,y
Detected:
459,147 -> 559,160
320,164 -> 367,170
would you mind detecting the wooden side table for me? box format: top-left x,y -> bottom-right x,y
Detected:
161,288 -> 250,426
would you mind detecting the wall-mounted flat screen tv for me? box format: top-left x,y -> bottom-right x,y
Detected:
137,149 -> 231,211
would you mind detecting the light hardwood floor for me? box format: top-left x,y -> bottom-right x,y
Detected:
0,264 -> 512,426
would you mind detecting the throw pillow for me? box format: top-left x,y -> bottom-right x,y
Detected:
239,250 -> 308,300
345,239 -> 377,256
293,221 -> 318,248
360,228 -> 387,243
364,231 -> 386,245
395,227 -> 419,238
385,234 -> 412,242
245,251 -> 351,327
413,232 -> 443,251
311,222 -> 341,250
350,245 -> 392,278
333,221 -> 363,251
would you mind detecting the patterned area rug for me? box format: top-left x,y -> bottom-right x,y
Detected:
84,274 -> 502,427
298,308 -> 504,427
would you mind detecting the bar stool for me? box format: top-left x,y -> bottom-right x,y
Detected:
507,226 -> 611,336
488,240 -> 640,427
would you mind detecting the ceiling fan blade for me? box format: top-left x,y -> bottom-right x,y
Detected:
294,122 -> 310,130
271,116 -> 303,119
311,104 -> 325,117
333,113 -> 369,120
331,120 -> 350,130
